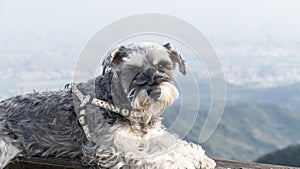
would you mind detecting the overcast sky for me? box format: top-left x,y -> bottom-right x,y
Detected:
0,0 -> 299,41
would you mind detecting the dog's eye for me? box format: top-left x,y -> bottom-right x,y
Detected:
158,63 -> 173,70
158,64 -> 164,69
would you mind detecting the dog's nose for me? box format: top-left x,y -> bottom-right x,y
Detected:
147,88 -> 161,99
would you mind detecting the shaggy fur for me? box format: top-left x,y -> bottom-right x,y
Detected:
0,42 -> 216,169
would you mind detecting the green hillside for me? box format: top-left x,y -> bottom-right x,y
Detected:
163,104 -> 300,161
255,144 -> 300,167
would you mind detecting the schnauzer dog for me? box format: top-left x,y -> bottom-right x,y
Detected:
0,42 -> 216,169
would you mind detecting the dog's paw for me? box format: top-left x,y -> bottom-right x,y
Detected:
199,157 -> 216,169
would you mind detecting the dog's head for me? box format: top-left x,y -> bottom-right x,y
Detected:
102,42 -> 186,122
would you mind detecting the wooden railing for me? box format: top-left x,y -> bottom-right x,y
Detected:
214,158 -> 299,169
5,157 -> 300,169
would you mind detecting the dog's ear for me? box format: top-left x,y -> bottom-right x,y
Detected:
102,46 -> 127,75
163,43 -> 187,75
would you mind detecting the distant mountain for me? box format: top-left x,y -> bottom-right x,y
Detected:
163,103 -> 300,162
255,144 -> 300,167
225,83 -> 300,109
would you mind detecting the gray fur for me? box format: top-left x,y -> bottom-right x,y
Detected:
0,42 -> 216,169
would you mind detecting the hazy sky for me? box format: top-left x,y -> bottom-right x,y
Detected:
0,0 -> 299,41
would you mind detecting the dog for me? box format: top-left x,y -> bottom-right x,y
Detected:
0,42 -> 216,169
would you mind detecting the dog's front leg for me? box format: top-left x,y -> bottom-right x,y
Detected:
158,140 -> 216,169
143,131 -> 216,169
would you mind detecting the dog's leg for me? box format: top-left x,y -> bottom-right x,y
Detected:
148,131 -> 216,169
144,132 -> 216,169
113,129 -> 216,169
0,137 -> 21,169
141,140 -> 216,169
171,141 -> 216,169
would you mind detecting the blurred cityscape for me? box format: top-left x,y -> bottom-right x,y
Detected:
1,31 -> 300,99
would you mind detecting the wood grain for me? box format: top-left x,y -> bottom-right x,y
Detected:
5,157 -> 300,169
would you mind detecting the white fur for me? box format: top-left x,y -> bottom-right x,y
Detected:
113,124 -> 216,169
123,52 -> 145,67
0,137 -> 21,169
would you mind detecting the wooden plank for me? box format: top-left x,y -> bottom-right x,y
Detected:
215,159 -> 300,169
5,157 -> 300,169
5,157 -> 93,169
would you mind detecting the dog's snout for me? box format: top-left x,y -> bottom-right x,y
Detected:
147,88 -> 161,99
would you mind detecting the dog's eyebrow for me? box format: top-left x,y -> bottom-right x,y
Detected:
157,60 -> 172,66
157,60 -> 173,70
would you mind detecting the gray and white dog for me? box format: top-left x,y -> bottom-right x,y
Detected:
0,42 -> 216,169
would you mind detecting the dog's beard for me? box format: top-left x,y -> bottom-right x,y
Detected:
130,82 -> 179,122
